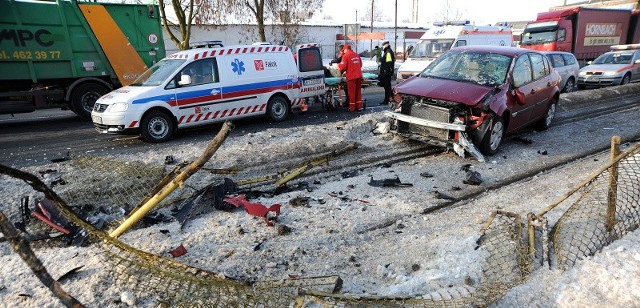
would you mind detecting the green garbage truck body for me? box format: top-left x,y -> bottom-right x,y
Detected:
0,0 -> 165,119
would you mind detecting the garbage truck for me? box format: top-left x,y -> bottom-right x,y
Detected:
0,0 -> 166,119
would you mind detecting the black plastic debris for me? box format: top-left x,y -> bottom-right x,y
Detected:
32,199 -> 91,247
174,178 -> 237,228
341,170 -> 359,179
460,164 -> 472,172
463,171 -> 483,186
513,136 -> 533,144
56,266 -> 84,283
537,150 -> 548,155
289,196 -> 310,207
50,156 -> 69,163
164,155 -> 176,165
451,186 -> 462,191
381,162 -> 392,168
420,172 -> 434,178
368,175 -> 413,187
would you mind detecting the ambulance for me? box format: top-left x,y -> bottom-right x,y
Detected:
91,44 -> 325,142
396,22 -> 513,82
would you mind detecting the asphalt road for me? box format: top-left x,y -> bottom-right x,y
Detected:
0,86 -> 390,168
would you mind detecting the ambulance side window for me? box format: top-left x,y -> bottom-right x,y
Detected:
455,40 -> 467,47
298,48 -> 323,72
169,58 -> 219,89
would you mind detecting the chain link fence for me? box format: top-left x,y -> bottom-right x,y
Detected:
1,138 -> 638,306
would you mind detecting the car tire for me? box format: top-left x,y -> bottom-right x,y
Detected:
536,99 -> 557,131
562,77 -> 575,93
621,73 -> 631,85
266,95 -> 289,122
479,114 -> 504,156
71,83 -> 110,120
140,110 -> 174,143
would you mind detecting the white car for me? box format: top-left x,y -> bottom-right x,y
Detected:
577,44 -> 640,89
542,51 -> 579,93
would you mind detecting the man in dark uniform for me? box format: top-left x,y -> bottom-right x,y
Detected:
379,41 -> 395,105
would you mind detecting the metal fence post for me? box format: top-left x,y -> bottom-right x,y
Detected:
606,136 -> 620,232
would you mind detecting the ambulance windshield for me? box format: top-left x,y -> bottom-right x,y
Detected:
410,39 -> 455,58
131,59 -> 186,87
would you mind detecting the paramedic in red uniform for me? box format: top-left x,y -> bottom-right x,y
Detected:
338,44 -> 363,112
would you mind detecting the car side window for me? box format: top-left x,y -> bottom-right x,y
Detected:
513,54 -> 532,87
562,54 -> 576,66
550,54 -> 565,67
530,53 -> 547,80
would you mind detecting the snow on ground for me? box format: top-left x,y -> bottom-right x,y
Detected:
1,87 -> 640,307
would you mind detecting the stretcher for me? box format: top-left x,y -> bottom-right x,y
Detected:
321,72 -> 378,110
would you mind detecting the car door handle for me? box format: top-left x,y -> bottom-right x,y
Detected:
547,82 -> 552,87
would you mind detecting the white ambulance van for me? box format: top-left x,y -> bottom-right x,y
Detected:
91,44 -> 325,142
396,22 -> 513,82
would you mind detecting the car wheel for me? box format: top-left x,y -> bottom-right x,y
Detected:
266,96 -> 289,122
562,77 -> 575,93
536,99 -> 557,131
479,114 -> 504,156
71,83 -> 110,120
621,73 -> 631,85
140,110 -> 174,143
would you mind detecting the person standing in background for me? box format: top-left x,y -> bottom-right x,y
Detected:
338,44 -> 363,112
379,41 -> 395,105
372,46 -> 382,67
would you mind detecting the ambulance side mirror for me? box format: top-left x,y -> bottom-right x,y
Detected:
179,74 -> 192,86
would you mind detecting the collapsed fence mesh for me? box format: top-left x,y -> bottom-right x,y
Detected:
550,142 -> 640,270
1,139 -> 639,306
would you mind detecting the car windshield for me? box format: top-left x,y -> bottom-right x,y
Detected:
409,39 -> 455,58
521,30 -> 556,45
419,51 -> 512,86
592,51 -> 634,65
130,59 -> 186,86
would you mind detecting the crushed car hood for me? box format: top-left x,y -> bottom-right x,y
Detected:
395,77 -> 494,106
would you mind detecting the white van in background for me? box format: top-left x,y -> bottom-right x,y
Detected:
91,44 -> 325,142
396,22 -> 513,82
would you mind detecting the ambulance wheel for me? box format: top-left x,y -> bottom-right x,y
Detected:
266,96 -> 289,122
141,110 -> 174,143
71,83 -> 110,120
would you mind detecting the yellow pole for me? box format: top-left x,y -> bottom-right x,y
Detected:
110,122 -> 233,238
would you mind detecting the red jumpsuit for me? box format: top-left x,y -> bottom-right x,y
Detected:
338,47 -> 363,111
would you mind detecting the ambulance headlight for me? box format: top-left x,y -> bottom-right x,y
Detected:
109,102 -> 129,112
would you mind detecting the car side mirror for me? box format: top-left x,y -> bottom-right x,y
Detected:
179,74 -> 192,86
513,88 -> 526,106
586,61 -> 592,65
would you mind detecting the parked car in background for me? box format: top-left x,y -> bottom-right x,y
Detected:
542,51 -> 580,93
577,44 -> 640,89
386,46 -> 562,161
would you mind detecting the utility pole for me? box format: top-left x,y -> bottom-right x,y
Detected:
394,0 -> 397,53
355,10 -> 358,53
370,0 -> 374,57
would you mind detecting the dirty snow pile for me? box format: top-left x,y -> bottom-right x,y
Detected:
1,111 -> 640,307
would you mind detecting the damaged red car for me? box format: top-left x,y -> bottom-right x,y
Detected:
387,46 -> 561,161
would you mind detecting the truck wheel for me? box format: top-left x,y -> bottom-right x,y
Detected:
71,83 -> 110,120
479,114 -> 504,156
536,99 -> 557,131
562,77 -> 575,93
621,74 -> 631,85
140,110 -> 174,143
266,96 -> 289,122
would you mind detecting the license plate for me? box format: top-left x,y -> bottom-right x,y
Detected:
92,115 -> 102,124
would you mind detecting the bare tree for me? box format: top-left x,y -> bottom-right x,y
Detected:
360,0 -> 385,22
159,0 -> 197,51
436,0 -> 464,24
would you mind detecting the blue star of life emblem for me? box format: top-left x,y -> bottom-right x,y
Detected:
231,59 -> 245,75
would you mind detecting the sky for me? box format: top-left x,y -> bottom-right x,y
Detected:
318,0 -> 571,25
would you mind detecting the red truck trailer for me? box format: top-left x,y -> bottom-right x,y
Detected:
521,7 -> 634,65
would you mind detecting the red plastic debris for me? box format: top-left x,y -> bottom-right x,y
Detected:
223,195 -> 281,226
169,244 -> 188,257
